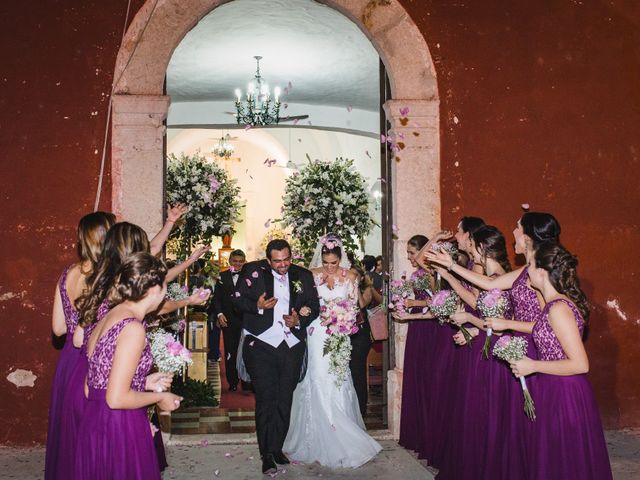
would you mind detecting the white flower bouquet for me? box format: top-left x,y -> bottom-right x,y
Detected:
477,288 -> 511,359
493,335 -> 536,420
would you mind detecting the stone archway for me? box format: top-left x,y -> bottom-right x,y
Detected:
111,0 -> 440,437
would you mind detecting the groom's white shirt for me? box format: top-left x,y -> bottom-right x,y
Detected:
245,270 -> 300,348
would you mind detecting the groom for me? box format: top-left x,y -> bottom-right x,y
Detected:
235,239 -> 320,475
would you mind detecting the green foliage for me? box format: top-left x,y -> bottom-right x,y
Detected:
172,376 -> 219,408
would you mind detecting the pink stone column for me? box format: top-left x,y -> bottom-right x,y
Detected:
112,94 -> 170,235
384,99 -> 440,438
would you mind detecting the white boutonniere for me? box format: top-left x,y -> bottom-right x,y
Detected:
292,280 -> 303,293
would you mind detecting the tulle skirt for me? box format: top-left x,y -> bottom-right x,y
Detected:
399,319 -> 438,452
528,373 -> 612,480
74,387 -> 160,480
45,336 -> 82,479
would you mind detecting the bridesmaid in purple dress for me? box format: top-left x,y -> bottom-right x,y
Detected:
74,252 -> 183,480
45,212 -> 115,480
435,225 -> 514,479
510,243 -> 612,480
414,217 -> 485,467
398,234 -> 435,453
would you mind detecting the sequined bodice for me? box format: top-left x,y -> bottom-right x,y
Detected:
509,267 -> 541,323
532,299 -> 585,361
59,266 -> 80,337
87,318 -> 152,391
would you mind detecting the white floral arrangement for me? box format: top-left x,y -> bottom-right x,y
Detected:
320,297 -> 359,388
278,157 -> 376,261
166,282 -> 189,301
166,152 -> 243,257
258,226 -> 303,260
147,329 -> 193,375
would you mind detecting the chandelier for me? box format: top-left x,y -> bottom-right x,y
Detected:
234,56 -> 281,127
212,133 -> 235,160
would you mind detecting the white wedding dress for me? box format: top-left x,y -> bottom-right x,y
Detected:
283,276 -> 382,468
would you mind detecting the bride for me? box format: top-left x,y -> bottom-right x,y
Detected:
283,234 -> 382,468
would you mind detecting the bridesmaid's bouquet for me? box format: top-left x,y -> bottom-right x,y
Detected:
477,289 -> 510,359
320,297 -> 359,388
431,290 -> 473,345
389,279 -> 414,315
493,335 -> 536,421
411,269 -> 433,297
166,282 -> 189,301
148,329 -> 193,376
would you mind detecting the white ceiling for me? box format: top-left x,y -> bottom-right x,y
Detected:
166,0 -> 380,111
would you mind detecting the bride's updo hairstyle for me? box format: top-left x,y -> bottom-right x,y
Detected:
321,234 -> 343,258
521,212 -> 561,249
108,252 -> 167,306
534,242 -> 589,322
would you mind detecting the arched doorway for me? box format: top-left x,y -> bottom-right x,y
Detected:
110,0 -> 440,437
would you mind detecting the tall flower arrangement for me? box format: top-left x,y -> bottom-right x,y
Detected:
279,157 -> 375,262
166,152 -> 242,259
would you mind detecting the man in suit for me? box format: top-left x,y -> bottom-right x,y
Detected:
235,239 -> 320,475
212,249 -> 246,391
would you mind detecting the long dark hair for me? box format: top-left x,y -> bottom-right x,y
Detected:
521,212 -> 561,249
534,242 -> 589,322
77,212 -> 116,267
460,216 -> 486,235
108,252 -> 167,306
408,234 -> 429,251
77,222 -> 150,326
472,225 -> 512,273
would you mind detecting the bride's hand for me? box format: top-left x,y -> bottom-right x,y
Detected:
299,306 -> 311,317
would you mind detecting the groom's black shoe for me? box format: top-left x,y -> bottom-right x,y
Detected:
273,451 -> 290,465
262,454 -> 278,475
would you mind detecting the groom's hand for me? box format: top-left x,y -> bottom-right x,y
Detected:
283,308 -> 300,328
299,306 -> 311,317
257,292 -> 278,310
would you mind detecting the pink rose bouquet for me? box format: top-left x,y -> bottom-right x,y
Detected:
477,288 -> 510,359
320,297 -> 359,387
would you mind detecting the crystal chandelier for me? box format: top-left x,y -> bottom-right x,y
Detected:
234,56 -> 281,127
212,133 -> 235,160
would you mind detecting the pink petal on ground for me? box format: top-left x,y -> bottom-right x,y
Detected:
225,452 -> 233,458
200,439 -> 209,447
214,469 -> 220,476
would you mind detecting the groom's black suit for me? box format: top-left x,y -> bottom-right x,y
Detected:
234,259 -> 320,458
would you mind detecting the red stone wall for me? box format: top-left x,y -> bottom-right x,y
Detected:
0,0 -> 637,444
400,0 -> 640,428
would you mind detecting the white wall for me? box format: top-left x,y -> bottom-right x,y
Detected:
167,127 -> 383,261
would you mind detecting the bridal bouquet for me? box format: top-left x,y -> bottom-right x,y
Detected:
493,335 -> 536,421
148,329 -> 193,375
389,279 -> 414,315
320,297 -> 359,388
477,288 -> 511,359
431,289 -> 473,344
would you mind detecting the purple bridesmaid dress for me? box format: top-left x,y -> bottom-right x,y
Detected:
399,269 -> 437,452
53,301 -> 108,479
423,263 -> 477,469
437,286 -> 513,479
529,299 -> 612,480
74,317 -> 160,480
481,267 -> 540,479
45,266 -> 82,480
